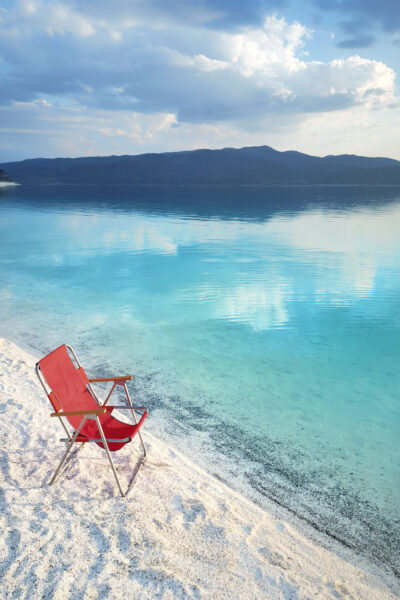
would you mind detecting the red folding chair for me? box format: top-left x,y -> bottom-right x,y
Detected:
35,344 -> 148,497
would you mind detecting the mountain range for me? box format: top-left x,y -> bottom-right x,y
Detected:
1,145 -> 400,185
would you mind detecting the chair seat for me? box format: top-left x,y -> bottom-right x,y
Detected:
77,410 -> 148,451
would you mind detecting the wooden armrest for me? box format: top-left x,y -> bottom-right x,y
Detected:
88,375 -> 133,383
50,408 -> 107,418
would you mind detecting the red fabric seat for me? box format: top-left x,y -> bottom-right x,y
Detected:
79,412 -> 144,451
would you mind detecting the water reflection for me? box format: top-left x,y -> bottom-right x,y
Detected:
2,183 -> 400,220
33,194 -> 400,331
212,280 -> 290,330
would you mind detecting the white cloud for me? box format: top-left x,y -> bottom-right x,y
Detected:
291,55 -> 397,108
15,0 -> 96,38
110,30 -> 123,42
224,17 -> 308,77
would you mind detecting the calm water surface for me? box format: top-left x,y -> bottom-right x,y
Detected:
1,185 -> 399,576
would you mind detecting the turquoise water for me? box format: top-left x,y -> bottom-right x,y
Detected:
1,185 -> 399,576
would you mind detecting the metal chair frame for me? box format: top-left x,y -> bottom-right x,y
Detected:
36,344 -> 147,497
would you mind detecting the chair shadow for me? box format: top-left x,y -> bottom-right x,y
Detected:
5,441 -> 147,499
125,454 -> 147,497
47,443 -> 147,497
46,442 -> 87,486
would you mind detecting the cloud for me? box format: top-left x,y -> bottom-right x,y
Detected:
314,0 -> 400,50
314,0 -> 400,33
0,6 -> 396,119
336,35 -> 376,49
9,0 -> 95,38
67,0 -> 288,31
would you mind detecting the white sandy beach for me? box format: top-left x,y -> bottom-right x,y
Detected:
0,337 -> 398,600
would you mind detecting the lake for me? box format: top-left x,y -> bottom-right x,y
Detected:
0,184 -> 399,577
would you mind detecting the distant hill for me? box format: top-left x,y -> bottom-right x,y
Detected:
1,145 -> 400,185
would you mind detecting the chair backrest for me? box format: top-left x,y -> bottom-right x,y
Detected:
38,345 -> 98,429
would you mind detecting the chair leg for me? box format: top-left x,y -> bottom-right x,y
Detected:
95,417 -> 125,497
123,383 -> 147,457
137,430 -> 147,457
50,417 -> 87,486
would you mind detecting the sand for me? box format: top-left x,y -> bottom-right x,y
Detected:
0,337 -> 398,600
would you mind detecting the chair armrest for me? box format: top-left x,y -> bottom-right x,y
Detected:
109,406 -> 147,411
50,408 -> 107,417
88,375 -> 133,383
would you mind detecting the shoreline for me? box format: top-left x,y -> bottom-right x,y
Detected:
0,336 -> 398,599
2,181 -> 400,187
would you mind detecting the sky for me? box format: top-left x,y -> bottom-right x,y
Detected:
0,0 -> 399,162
